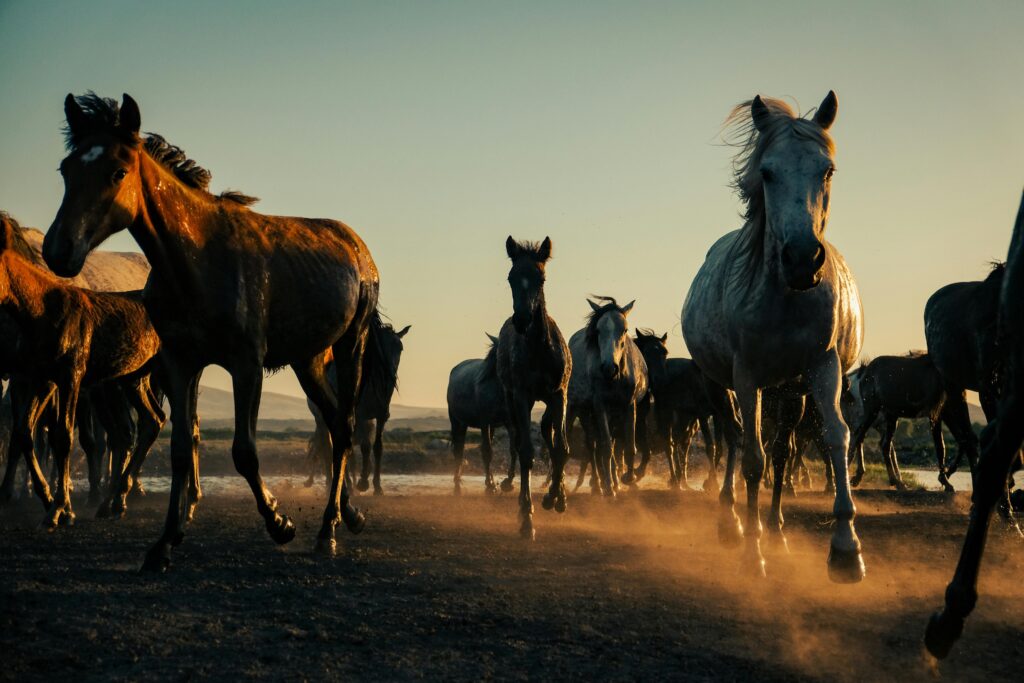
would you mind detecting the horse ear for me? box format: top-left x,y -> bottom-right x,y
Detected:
587,298 -> 602,313
486,332 -> 498,344
621,300 -> 635,316
813,91 -> 838,130
65,94 -> 88,140
396,325 -> 411,338
119,94 -> 141,136
505,235 -> 518,260
751,95 -> 772,133
660,333 -> 668,344
538,236 -> 552,262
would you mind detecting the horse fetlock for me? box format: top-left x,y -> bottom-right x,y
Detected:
718,506 -> 744,548
266,513 -> 297,545
356,478 -> 370,492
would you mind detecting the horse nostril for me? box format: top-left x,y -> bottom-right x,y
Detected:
813,244 -> 826,270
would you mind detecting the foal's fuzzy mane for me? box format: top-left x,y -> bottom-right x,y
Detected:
508,239 -> 551,262
633,327 -> 666,349
63,93 -> 259,207
584,296 -> 628,343
0,212 -> 44,265
722,96 -> 834,289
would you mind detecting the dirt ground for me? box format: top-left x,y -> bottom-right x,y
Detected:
1,469 -> 1022,682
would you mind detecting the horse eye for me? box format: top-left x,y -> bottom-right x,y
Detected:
825,167 -> 835,182
112,168 -> 128,184
761,168 -> 774,183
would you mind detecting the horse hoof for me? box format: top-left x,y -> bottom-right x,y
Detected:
718,515 -> 744,548
520,523 -> 536,541
554,495 -> 567,514
356,479 -> 370,493
850,474 -> 863,488
541,493 -> 555,510
827,545 -> 866,584
621,472 -> 635,485
95,502 -> 113,519
58,509 -> 76,527
267,515 -> 297,545
942,483 -> 956,494
128,484 -> 146,499
373,487 -> 383,496
140,546 -> 171,573
343,508 -> 366,535
925,610 -> 963,660
315,537 -> 337,556
186,501 -> 199,523
765,530 -> 789,554
500,478 -> 515,493
485,483 -> 498,496
740,552 -> 767,578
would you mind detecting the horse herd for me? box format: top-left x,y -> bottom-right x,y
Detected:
0,89 -> 1020,660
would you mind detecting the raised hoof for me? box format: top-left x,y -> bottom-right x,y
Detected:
342,508 -> 366,535
267,514 -> 297,545
128,483 -> 146,499
140,546 -> 171,573
718,514 -> 744,548
314,536 -> 337,556
186,501 -> 199,523
925,610 -> 963,660
827,545 -> 866,583
500,477 -> 515,493
850,473 -> 864,488
356,478 -> 370,493
541,493 -> 555,510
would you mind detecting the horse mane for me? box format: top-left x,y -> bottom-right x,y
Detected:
633,327 -> 664,349
722,96 -> 835,290
904,349 -> 928,358
0,212 -> 44,266
584,296 -> 626,344
360,310 -> 400,401
480,333 -> 499,380
63,93 -> 259,207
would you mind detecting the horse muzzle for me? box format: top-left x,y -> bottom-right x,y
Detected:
781,239 -> 826,291
42,224 -> 87,277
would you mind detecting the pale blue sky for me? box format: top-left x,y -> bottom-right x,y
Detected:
1,1 -> 1022,406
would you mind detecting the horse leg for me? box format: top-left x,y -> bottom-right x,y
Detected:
766,394 -> 801,553
676,421 -> 695,490
809,352 -> 864,583
942,392 -> 979,480
933,417 -> 954,492
592,404 -> 615,498
926,393 -> 1024,658
541,389 -> 570,513
450,419 -> 467,496
699,416 -> 718,492
634,398 -> 652,481
371,418 -> 385,495
878,415 -> 903,489
507,389 -> 536,539
500,425 -> 517,493
105,377 -> 166,518
480,424 -> 497,494
0,382 -> 54,509
42,376 -> 80,530
619,403 -> 639,486
732,370 -> 765,575
717,409 -> 743,548
847,403 -> 876,488
355,418 -> 372,492
76,395 -> 104,505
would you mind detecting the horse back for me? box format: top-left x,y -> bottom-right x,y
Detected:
81,289 -> 160,384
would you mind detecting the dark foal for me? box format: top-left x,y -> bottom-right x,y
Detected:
45,93 -> 388,568
495,237 -> 571,539
448,334 -> 517,495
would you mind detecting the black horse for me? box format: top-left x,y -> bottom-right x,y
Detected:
495,237 -> 571,539
448,334 -> 518,494
926,191 -> 1024,658
632,329 -> 740,491
306,323 -> 408,495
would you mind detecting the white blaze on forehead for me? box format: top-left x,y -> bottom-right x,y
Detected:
80,145 -> 104,164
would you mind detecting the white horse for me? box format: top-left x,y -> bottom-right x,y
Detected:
682,92 -> 865,581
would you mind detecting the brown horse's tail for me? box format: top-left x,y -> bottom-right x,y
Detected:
359,309 -> 398,407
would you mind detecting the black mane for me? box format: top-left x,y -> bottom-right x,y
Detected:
509,239 -> 550,262
480,333 -> 499,380
64,92 -> 258,206
584,296 -> 625,343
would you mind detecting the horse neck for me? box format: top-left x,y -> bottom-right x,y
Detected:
526,290 -> 551,351
0,255 -> 65,324
130,153 -> 218,299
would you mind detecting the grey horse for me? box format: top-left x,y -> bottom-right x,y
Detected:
566,297 -> 648,496
681,91 -> 865,582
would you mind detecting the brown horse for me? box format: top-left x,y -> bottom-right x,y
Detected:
44,93 -> 388,569
0,212 -> 161,528
926,191 -> 1024,658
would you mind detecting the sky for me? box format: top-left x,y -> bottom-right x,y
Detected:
1,1 -> 1022,408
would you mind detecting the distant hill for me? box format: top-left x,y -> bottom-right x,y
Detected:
967,401 -> 987,426
22,227 -> 150,291
196,385 -> 448,431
